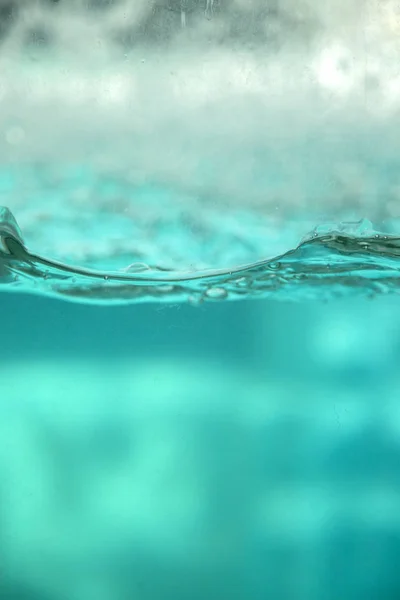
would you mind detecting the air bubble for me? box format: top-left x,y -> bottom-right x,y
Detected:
235,277 -> 248,287
268,262 -> 281,270
205,287 -> 228,300
122,262 -> 150,273
188,294 -> 203,306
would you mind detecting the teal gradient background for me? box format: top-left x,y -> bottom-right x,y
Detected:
1,293 -> 400,599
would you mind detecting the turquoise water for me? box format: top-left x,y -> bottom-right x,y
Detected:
1,279 -> 400,600
1,2 -> 400,596
1,174 -> 400,305
1,174 -> 400,599
2,206 -> 400,304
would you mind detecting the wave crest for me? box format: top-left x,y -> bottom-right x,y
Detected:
1,206 -> 399,305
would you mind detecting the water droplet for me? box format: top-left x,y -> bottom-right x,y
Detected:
205,287 -> 228,300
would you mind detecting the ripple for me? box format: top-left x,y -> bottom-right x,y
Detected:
1,206 -> 400,305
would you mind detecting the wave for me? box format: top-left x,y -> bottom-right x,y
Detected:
1,206 -> 399,305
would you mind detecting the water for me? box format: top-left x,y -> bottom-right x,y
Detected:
2,204 -> 400,304
1,2 -> 400,600
2,290 -> 400,600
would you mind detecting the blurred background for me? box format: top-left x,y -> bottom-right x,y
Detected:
1,1 -> 400,600
1,294 -> 400,600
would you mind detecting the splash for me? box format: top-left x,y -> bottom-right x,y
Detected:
1,206 -> 399,305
